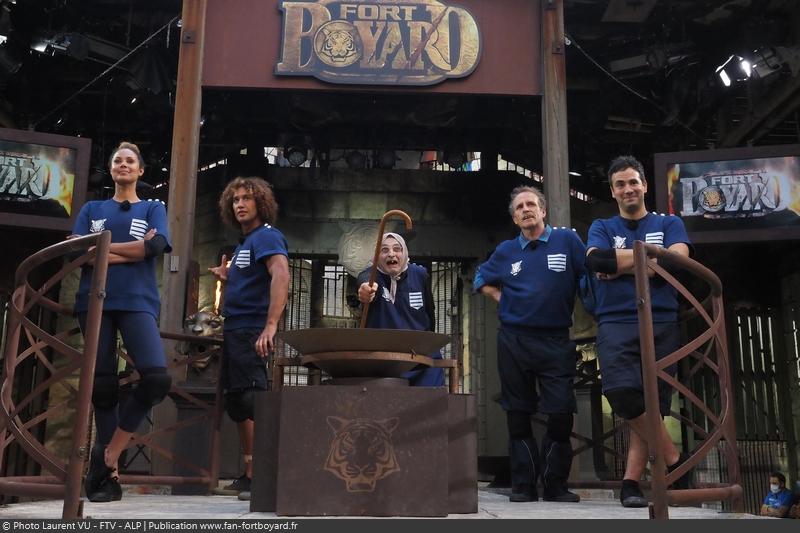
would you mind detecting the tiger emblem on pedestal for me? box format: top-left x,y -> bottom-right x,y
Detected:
324,416 -> 401,492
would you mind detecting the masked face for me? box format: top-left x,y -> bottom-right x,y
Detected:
770,484 -> 781,494
378,236 -> 404,276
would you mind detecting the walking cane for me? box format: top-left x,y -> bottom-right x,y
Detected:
359,209 -> 413,328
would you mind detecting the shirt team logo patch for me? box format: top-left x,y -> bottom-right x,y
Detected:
510,261 -> 522,276
129,218 -> 148,240
409,292 -> 424,310
645,232 -> 664,247
89,219 -> 106,233
547,254 -> 567,272
381,287 -> 393,302
613,236 -> 627,249
234,250 -> 251,268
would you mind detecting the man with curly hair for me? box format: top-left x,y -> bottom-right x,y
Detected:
209,177 -> 289,499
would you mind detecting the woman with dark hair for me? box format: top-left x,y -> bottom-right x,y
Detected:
69,142 -> 172,502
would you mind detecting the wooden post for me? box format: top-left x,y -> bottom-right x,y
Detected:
153,0 -> 206,477
541,0 -> 570,227
161,0 -> 206,352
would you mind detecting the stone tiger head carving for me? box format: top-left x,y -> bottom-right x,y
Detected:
182,309 -> 223,371
324,416 -> 400,492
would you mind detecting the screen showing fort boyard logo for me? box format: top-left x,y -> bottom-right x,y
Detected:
276,0 -> 482,86
666,155 -> 800,232
0,139 -> 77,219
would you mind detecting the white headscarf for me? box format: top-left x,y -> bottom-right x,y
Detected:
376,232 -> 409,303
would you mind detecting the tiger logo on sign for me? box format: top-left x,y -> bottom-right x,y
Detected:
324,416 -> 400,492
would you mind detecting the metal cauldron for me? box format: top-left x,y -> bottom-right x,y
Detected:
277,328 -> 451,378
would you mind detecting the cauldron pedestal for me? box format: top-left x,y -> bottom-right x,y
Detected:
249,329 -> 477,517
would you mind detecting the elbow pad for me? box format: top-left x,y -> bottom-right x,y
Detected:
144,234 -> 168,258
585,248 -> 618,274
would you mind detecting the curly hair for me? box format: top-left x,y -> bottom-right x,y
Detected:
508,185 -> 546,216
219,177 -> 279,228
108,141 -> 145,170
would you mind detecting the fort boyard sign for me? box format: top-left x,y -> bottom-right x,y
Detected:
275,0 -> 482,86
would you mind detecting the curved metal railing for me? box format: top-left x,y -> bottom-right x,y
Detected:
634,241 -> 741,518
0,234 -> 224,519
0,232 -> 110,518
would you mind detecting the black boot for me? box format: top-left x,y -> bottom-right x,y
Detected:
509,437 -> 540,502
541,437 -> 580,503
84,446 -> 122,503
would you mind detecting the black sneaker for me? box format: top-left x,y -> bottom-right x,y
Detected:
213,474 -> 251,496
84,447 -> 122,503
667,453 -> 694,490
509,484 -> 538,502
543,487 -> 581,503
620,479 -> 648,508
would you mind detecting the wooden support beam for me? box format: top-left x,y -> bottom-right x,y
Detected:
541,0 -> 570,227
161,0 -> 207,355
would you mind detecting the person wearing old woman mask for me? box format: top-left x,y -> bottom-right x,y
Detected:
356,232 -> 444,386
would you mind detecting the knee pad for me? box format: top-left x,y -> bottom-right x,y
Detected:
605,388 -> 645,420
225,388 -> 256,423
92,374 -> 119,410
546,413 -> 573,442
507,410 -> 532,440
133,367 -> 172,407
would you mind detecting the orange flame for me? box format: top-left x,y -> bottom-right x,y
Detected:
666,164 -> 680,215
39,158 -> 75,215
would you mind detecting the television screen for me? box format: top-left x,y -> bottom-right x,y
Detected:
655,145 -> 800,244
0,128 -> 90,231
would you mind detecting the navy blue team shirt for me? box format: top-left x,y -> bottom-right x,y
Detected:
474,226 -> 587,332
357,264 -> 434,332
222,224 -> 288,331
73,199 -> 172,318
587,212 -> 691,324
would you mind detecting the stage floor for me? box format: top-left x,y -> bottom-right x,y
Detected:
0,485 -> 764,520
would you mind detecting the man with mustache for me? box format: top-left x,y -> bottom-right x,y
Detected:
474,186 -> 586,504
585,155 -> 692,508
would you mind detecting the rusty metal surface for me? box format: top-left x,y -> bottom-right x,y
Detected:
301,352 -> 434,378
279,328 -> 451,356
251,387 -> 476,516
0,232 -> 225,518
448,394 -> 478,513
268,386 -> 450,516
250,392 -> 281,513
631,241 -> 741,518
0,232 -> 111,519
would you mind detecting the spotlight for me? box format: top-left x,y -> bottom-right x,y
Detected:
375,149 -> 397,170
285,147 -> 308,167
748,47 -> 789,80
345,150 -> 367,170
716,55 -> 750,87
444,151 -> 467,169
